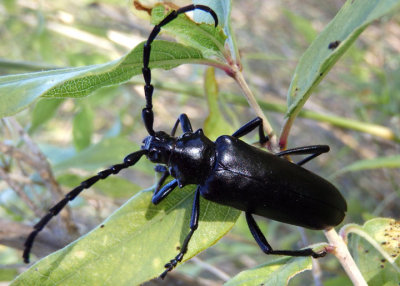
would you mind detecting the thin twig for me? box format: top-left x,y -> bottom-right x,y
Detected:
4,118 -> 77,235
230,68 -> 279,152
128,79 -> 400,143
324,228 -> 367,286
0,167 -> 41,217
0,142 -> 41,168
190,256 -> 231,282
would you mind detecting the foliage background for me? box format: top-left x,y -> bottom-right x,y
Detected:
0,0 -> 399,285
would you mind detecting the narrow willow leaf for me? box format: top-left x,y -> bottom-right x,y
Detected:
193,0 -> 238,61
0,40 -> 220,118
29,98 -> 64,133
345,218 -> 400,285
72,104 -> 94,151
225,256 -> 312,286
12,187 -> 240,286
0,4 -> 227,118
283,10 -> 317,44
332,155 -> 400,177
151,5 -> 226,58
193,0 -> 227,27
0,59 -> 58,73
286,0 -> 400,120
52,136 -> 152,174
203,67 -> 234,139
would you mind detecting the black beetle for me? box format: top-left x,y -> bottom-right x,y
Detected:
23,4 -> 347,279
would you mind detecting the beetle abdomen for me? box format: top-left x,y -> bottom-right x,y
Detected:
200,136 -> 347,230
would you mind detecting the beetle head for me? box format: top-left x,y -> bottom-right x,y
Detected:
142,131 -> 176,164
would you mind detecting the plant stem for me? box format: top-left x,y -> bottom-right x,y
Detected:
230,68 -> 279,151
129,79 -> 400,143
324,228 -> 367,286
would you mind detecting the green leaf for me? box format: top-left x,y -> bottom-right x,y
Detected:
285,0 -> 400,120
225,256 -> 312,286
345,218 -> 400,285
0,268 -> 18,282
193,0 -> 228,27
72,104 -> 94,151
0,40 -> 219,118
151,5 -> 226,58
11,187 -> 240,286
57,174 -> 142,199
0,4 -> 227,119
52,136 -> 152,174
283,10 -> 317,44
0,59 -> 59,73
193,0 -> 238,61
94,176 -> 143,199
203,67 -> 234,140
332,155 -> 400,177
29,98 -> 64,133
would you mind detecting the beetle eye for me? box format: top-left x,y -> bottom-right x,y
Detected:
148,149 -> 159,160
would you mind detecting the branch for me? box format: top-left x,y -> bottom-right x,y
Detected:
324,228 -> 367,286
230,67 -> 279,152
0,167 -> 41,217
5,118 -> 78,234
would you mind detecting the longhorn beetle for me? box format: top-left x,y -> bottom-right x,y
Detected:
23,4 -> 347,279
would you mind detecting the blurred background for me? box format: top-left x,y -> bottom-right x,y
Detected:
0,0 -> 399,285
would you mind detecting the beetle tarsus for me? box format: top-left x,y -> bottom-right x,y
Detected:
159,253 -> 184,279
159,188 -> 200,279
245,212 -> 332,259
311,249 -> 327,258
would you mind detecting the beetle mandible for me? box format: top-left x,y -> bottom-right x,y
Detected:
23,4 -> 347,279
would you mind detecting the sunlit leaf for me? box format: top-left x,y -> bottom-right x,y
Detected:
57,174 -> 142,199
225,256 -> 312,286
283,10 -> 317,44
344,218 -> 400,285
11,187 -> 240,285
151,5 -> 226,58
72,104 -> 94,151
285,0 -> 400,122
52,136 -> 153,174
193,0 -> 237,61
203,67 -> 234,139
29,98 -> 64,133
332,155 -> 400,177
0,39 -> 223,118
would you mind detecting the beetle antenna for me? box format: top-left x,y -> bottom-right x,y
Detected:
23,149 -> 147,263
141,4 -> 218,136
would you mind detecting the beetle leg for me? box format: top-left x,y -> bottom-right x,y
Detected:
245,212 -> 326,258
160,186 -> 200,279
231,117 -> 268,144
171,114 -> 193,136
276,145 -> 330,166
152,179 -> 178,205
154,165 -> 170,195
